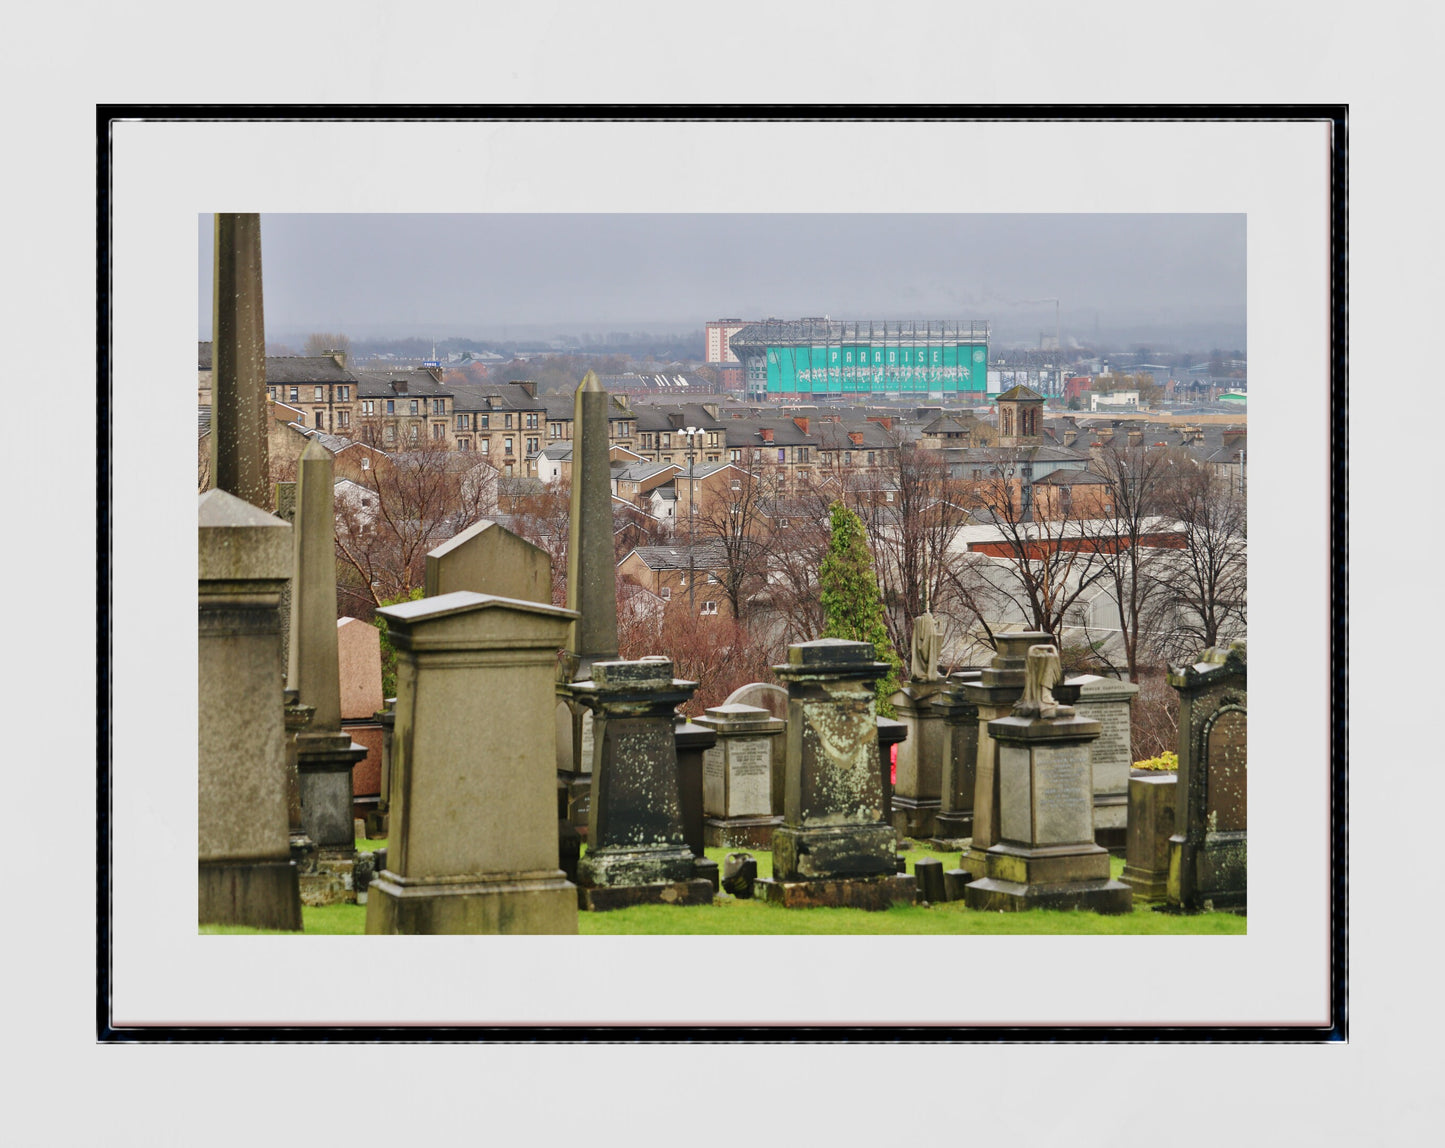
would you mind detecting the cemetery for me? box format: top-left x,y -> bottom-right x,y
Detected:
200,215 -> 1247,938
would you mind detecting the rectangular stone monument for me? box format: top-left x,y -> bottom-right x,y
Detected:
564,658 -> 714,910
674,719 -> 720,889
931,670 -> 980,847
695,704 -> 787,848
958,633 -> 1050,881
425,518 -> 552,604
888,681 -> 947,839
756,639 -> 917,910
1166,644 -> 1247,911
337,617 -> 386,831
365,592 -> 580,934
198,489 -> 301,930
876,717 -> 908,829
963,654 -> 1133,914
1056,674 -> 1138,851
1120,772 -> 1177,902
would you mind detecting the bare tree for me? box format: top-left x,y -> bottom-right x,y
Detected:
333,435 -> 500,611
304,332 -> 351,357
689,462 -> 771,624
1144,456 -> 1247,664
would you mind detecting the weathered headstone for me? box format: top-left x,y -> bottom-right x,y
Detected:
366,591 -> 580,934
289,440 -> 367,904
889,681 -> 947,839
1056,674 -> 1139,851
755,639 -> 917,910
914,856 -> 945,903
963,646 -> 1133,914
564,658 -> 714,910
1120,772 -> 1178,902
425,518 -> 551,604
367,697 -> 395,838
197,489 -> 301,930
1166,643 -> 1247,911
722,681 -> 789,814
958,632 -> 1051,881
337,617 -> 386,834
674,718 -> 719,889
695,704 -> 787,848
931,670 -> 980,847
876,717 -> 908,828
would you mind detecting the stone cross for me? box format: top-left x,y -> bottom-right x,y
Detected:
210,213 -> 270,510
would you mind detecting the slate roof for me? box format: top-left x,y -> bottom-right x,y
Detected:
1030,466 -> 1110,486
729,319 -> 990,347
625,542 -> 734,571
995,384 -> 1044,403
352,367 -> 451,399
265,356 -> 360,384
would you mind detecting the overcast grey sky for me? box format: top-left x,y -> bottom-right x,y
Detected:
197,213 -> 1245,348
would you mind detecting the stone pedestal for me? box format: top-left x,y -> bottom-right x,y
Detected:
695,704 -> 786,848
197,489 -> 302,931
367,698 -> 395,838
931,671 -> 980,846
565,658 -> 713,910
425,517 -> 552,604
674,720 -> 720,890
1166,645 -> 1247,911
888,681 -> 947,839
297,730 -> 368,906
755,639 -> 917,910
1121,772 -> 1177,902
963,708 -> 1133,915
365,592 -> 580,934
876,717 -> 908,829
1056,674 -> 1138,852
958,633 -> 1048,881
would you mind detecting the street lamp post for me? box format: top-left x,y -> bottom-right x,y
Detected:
685,426 -> 700,612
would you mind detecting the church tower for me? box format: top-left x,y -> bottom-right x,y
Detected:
995,384 -> 1045,448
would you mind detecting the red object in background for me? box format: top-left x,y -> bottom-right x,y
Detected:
890,743 -> 897,786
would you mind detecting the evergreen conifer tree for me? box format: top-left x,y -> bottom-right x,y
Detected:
819,500 -> 902,716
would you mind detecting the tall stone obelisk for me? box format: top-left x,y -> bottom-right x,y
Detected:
558,371 -> 619,833
210,213 -> 270,510
289,438 -> 367,903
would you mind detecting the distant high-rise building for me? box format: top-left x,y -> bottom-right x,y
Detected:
704,318 -> 750,392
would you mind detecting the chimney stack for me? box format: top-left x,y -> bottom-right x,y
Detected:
759,427 -> 774,443
511,379 -> 538,399
793,416 -> 810,435
848,431 -> 864,446
1127,429 -> 1144,449
326,349 -> 347,370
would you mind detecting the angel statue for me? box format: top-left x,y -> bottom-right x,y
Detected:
1017,644 -> 1069,719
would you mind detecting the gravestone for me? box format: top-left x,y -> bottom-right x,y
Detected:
365,591 -> 580,934
963,645 -> 1133,914
274,482 -> 297,673
722,681 -> 789,814
695,703 -> 786,848
367,697 -> 395,838
888,682 -> 947,838
755,639 -> 917,910
876,717 -> 908,828
337,617 -> 386,832
564,658 -> 714,910
958,632 -> 1050,881
289,440 -> 368,904
1166,643 -> 1247,911
282,688 -> 316,872
931,670 -> 980,846
673,718 -> 719,884
425,518 -> 551,604
1055,674 -> 1138,851
1120,772 -> 1177,902
197,489 -> 301,930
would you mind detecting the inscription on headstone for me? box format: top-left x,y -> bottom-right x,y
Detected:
1206,710 -> 1247,832
703,745 -> 725,813
1034,743 -> 1094,845
1080,702 -> 1130,772
728,737 -> 772,816
998,745 -> 1031,843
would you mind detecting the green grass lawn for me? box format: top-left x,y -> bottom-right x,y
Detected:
200,842 -> 1243,936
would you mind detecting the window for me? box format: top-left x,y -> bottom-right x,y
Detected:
707,573 -> 719,584
289,386 -> 299,402
337,386 -> 349,401
409,399 -> 419,415
432,423 -> 445,440
867,452 -> 875,464
314,385 -> 324,401
730,480 -> 741,491
779,518 -> 790,529
456,413 -> 469,430
481,439 -> 489,454
481,413 -> 490,429
432,399 -> 445,415
709,432 -> 718,447
527,437 -> 539,454
662,434 -> 671,448
384,426 -> 396,445
885,491 -> 895,502
661,586 -> 671,600
337,411 -> 349,429
550,423 -> 561,438
701,601 -> 717,616
504,437 -> 513,455
458,438 -> 470,451
844,451 -> 852,465
386,399 -> 395,414
361,400 -> 375,416
505,413 -> 513,428
778,448 -> 785,462
526,413 -> 538,429
730,449 -> 740,462
314,410 -> 325,428
408,424 -> 418,441
361,455 -> 370,469
504,463 -> 513,476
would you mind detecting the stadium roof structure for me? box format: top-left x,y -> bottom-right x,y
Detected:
730,318 -> 990,348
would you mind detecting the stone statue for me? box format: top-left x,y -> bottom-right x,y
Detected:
910,611 -> 943,682
1016,644 -> 1071,719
